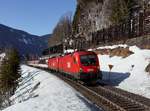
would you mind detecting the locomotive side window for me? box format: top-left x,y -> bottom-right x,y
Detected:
80,55 -> 97,66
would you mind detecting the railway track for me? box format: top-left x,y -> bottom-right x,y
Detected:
29,65 -> 150,111
88,86 -> 150,111
105,86 -> 150,108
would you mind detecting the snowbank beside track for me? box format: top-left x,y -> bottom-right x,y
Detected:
3,65 -> 101,111
98,45 -> 150,98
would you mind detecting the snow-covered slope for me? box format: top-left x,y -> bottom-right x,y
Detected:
0,53 -> 5,64
3,65 -> 101,111
0,53 -> 5,61
98,45 -> 150,98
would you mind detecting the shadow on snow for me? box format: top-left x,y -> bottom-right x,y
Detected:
98,71 -> 130,86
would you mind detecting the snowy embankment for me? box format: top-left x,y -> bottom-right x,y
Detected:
98,45 -> 150,98
0,53 -> 5,66
0,53 -> 5,61
3,65 -> 100,111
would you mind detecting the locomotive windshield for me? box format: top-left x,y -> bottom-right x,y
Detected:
80,54 -> 97,66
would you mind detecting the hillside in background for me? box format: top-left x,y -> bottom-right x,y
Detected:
73,0 -> 141,40
0,24 -> 50,56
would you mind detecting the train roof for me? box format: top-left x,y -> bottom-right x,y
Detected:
63,50 -> 96,56
73,51 -> 96,55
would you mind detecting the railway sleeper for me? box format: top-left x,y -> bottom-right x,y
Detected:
124,106 -> 147,111
123,104 -> 144,108
125,107 -> 146,111
100,99 -> 128,111
121,103 -> 143,107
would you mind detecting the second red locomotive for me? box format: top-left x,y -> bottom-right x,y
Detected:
48,51 -> 102,81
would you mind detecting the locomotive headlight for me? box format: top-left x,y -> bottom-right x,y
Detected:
80,68 -> 83,73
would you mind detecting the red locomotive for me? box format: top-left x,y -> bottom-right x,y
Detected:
48,51 -> 102,81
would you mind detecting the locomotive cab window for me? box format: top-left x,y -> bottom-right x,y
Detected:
80,55 -> 97,66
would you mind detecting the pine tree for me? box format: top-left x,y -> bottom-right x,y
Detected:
125,0 -> 138,17
110,0 -> 139,25
0,48 -> 21,108
110,0 -> 129,24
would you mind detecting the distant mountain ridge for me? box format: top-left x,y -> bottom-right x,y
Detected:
0,24 -> 50,56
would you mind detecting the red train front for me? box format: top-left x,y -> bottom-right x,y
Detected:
75,51 -> 102,81
48,51 -> 102,82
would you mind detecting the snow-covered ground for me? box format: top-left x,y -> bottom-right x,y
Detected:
98,45 -> 150,98
64,49 -> 75,53
88,44 -> 128,51
0,53 -> 5,66
0,53 -> 5,61
97,44 -> 128,50
3,65 -> 101,111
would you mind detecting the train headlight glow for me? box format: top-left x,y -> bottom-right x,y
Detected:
80,68 -> 83,73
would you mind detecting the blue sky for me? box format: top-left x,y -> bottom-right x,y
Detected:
0,0 -> 76,36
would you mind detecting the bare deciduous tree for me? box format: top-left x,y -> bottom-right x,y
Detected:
48,12 -> 72,47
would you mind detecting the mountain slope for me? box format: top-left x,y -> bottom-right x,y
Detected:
0,24 -> 50,56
